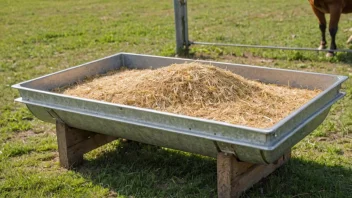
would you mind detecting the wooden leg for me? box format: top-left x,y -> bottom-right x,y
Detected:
56,120 -> 117,169
217,151 -> 291,198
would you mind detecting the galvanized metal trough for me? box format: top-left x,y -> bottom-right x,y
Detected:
12,53 -> 347,197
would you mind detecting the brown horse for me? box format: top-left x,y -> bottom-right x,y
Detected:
309,0 -> 352,56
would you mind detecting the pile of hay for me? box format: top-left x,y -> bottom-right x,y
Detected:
60,63 -> 321,128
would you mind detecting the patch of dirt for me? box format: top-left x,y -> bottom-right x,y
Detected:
107,191 -> 118,198
12,130 -> 55,142
13,130 -> 36,141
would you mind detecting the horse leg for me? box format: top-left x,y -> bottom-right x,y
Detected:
327,5 -> 342,57
311,6 -> 327,50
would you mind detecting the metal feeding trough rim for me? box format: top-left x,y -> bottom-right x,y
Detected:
11,53 -> 348,152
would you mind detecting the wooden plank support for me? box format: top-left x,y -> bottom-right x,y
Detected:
217,151 -> 291,198
56,120 -> 117,169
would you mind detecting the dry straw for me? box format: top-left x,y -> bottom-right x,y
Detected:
60,63 -> 321,128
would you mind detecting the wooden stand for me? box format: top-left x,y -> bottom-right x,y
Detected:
55,121 -> 290,196
55,121 -> 117,169
217,151 -> 291,198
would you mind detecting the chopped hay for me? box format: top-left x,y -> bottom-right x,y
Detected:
59,63 -> 321,128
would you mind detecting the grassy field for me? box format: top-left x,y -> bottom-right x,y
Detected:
1,0 -> 351,197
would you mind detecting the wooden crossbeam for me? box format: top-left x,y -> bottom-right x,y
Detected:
217,151 -> 291,198
56,121 -> 117,169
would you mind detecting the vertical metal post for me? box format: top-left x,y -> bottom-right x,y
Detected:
174,0 -> 189,55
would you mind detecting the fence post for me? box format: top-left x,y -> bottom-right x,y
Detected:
174,0 -> 189,56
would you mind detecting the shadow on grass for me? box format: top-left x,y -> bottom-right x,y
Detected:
335,52 -> 352,65
76,141 -> 351,198
179,51 -> 214,61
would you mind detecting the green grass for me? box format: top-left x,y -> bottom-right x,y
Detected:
0,0 -> 351,197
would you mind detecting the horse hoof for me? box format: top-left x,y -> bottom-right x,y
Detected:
326,52 -> 334,57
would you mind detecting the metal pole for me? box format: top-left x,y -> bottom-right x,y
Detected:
174,0 -> 189,55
